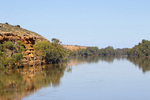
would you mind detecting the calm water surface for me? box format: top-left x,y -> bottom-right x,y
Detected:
1,56 -> 150,100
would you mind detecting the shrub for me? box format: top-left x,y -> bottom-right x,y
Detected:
16,25 -> 21,28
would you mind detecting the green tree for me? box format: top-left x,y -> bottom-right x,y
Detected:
11,53 -> 23,68
9,57 -> 17,69
0,44 -> 2,52
3,41 -> 15,57
51,38 -> 61,44
45,42 -> 68,64
15,40 -> 25,53
127,39 -> 150,57
3,41 -> 15,50
34,41 -> 51,68
0,41 -> 25,69
0,52 -> 9,68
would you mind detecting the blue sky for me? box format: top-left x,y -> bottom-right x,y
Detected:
0,0 -> 150,48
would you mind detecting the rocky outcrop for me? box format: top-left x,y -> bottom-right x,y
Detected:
0,32 -> 47,66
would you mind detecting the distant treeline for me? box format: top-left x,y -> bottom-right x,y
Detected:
70,46 -> 128,56
70,39 -> 150,58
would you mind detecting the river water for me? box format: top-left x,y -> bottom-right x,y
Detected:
1,56 -> 150,100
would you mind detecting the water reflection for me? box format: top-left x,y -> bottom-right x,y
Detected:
0,64 -> 66,100
67,56 -> 111,67
68,56 -> 150,73
67,56 -> 126,66
127,57 -> 150,73
0,56 -> 150,100
99,56 -> 150,73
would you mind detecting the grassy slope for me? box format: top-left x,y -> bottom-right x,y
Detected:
0,23 -> 46,40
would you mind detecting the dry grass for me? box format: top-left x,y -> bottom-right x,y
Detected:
0,23 -> 41,37
62,45 -> 87,51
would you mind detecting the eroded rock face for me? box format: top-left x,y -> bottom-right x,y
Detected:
0,32 -> 47,67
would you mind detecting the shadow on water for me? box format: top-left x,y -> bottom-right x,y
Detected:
0,56 -> 150,100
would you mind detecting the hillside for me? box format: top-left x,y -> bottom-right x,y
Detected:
0,23 -> 89,67
62,45 -> 87,51
0,23 -> 43,38
0,23 -> 48,66
0,23 -> 49,43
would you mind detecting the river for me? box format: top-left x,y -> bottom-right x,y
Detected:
0,56 -> 150,100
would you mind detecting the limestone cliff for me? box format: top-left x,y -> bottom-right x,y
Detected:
0,23 -> 48,66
